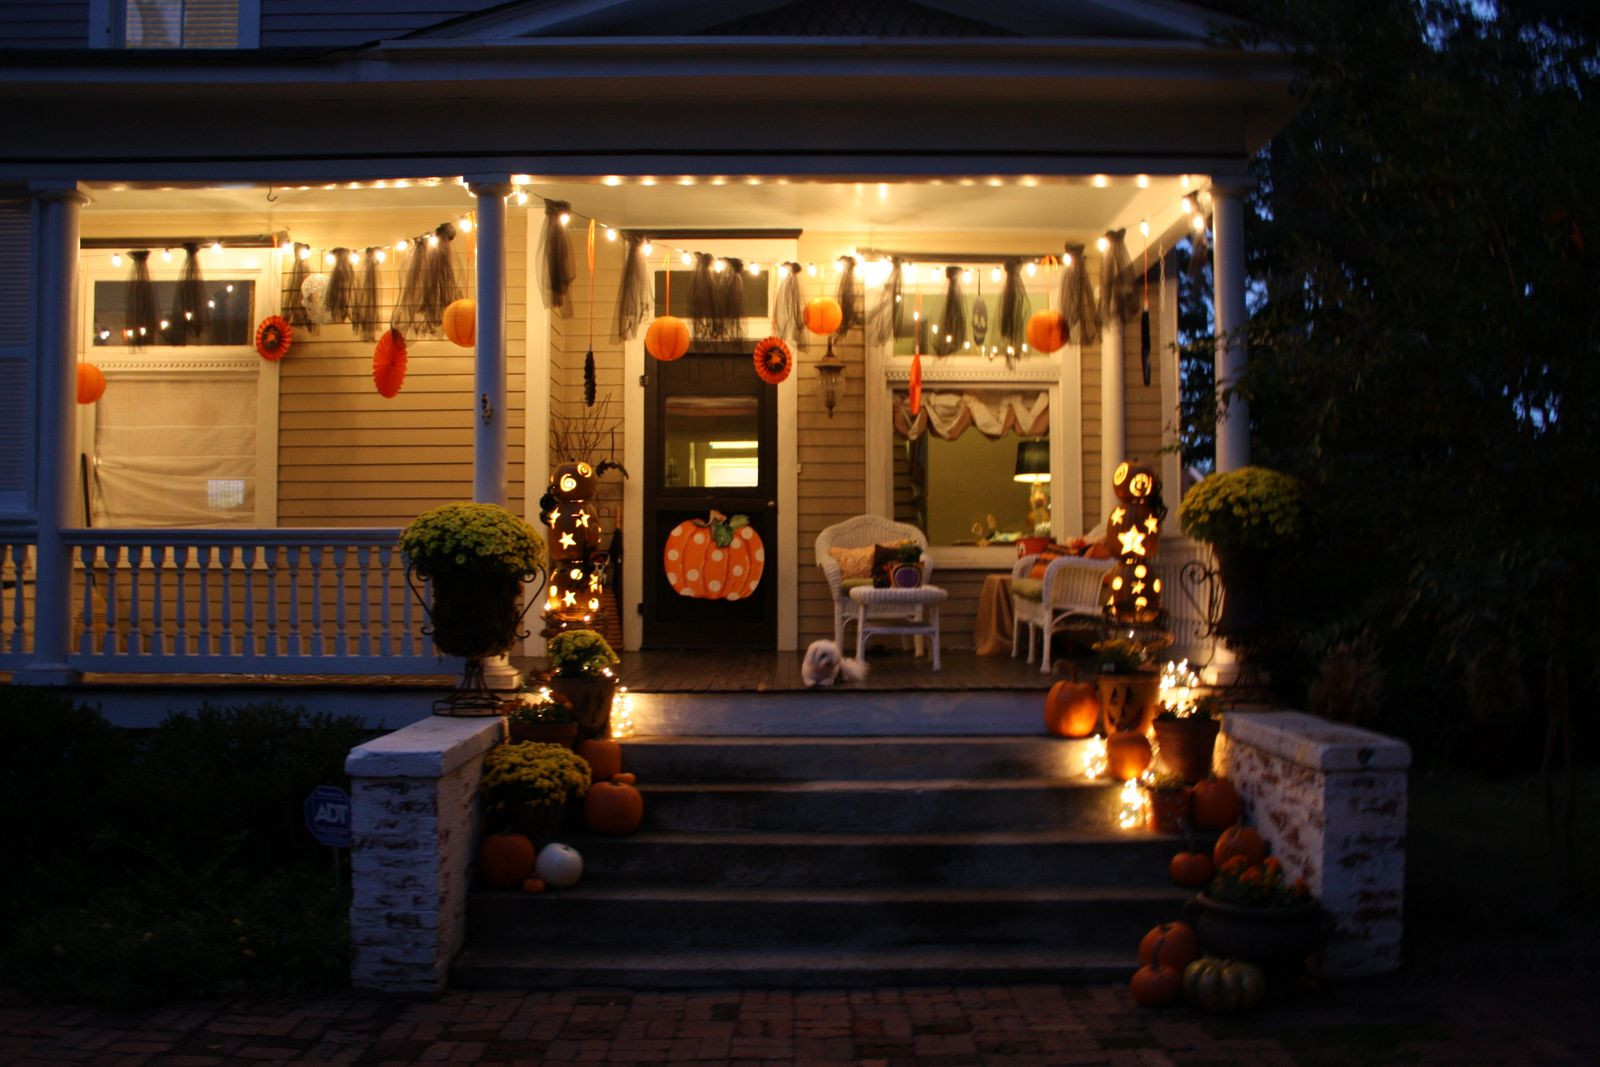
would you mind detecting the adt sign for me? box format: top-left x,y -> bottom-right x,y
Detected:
304,785 -> 351,848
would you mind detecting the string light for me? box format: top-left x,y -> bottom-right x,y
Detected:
605,227 -> 618,242
557,211 -> 571,226
458,217 -> 473,233
426,232 -> 440,248
641,240 -> 653,256
1083,737 -> 1108,779
161,248 -> 173,263
111,253 -> 123,267
209,241 -> 223,255
324,251 -> 336,265
1117,778 -> 1149,830
298,245 -> 311,260
1096,235 -> 1111,253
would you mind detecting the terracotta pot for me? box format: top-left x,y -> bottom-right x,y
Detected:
426,572 -> 522,659
507,720 -> 579,748
549,674 -> 618,742
1153,716 -> 1222,783
1186,892 -> 1325,978
889,562 -> 924,588
1145,786 -> 1193,834
1097,672 -> 1161,734
511,798 -> 566,840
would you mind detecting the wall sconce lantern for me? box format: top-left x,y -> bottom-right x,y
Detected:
815,337 -> 847,418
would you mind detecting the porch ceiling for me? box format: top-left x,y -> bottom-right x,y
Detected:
81,172 -> 1203,245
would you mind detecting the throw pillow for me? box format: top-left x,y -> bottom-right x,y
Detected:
872,543 -> 902,588
1028,543 -> 1072,579
828,544 -> 877,581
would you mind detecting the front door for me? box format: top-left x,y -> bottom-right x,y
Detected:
642,350 -> 778,648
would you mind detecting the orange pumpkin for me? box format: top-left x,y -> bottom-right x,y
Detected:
1107,730 -> 1153,779
478,831 -> 536,890
1139,922 -> 1201,971
803,296 -> 843,335
645,315 -> 691,361
577,738 -> 622,782
1025,309 -> 1067,352
1169,850 -> 1215,888
372,328 -> 407,398
662,513 -> 765,600
584,778 -> 645,836
1044,681 -> 1101,738
441,297 -> 476,347
614,772 -> 637,785
76,363 -> 106,405
521,876 -> 547,894
1214,823 -> 1268,868
1191,778 -> 1244,830
1130,958 -> 1183,1008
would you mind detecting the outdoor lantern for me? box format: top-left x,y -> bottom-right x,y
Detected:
814,338 -> 847,418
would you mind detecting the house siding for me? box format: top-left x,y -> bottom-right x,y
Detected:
0,202 -> 32,514
259,0 -> 499,48
0,1 -> 89,48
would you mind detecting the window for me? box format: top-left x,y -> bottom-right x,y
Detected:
101,0 -> 258,48
91,278 -> 256,348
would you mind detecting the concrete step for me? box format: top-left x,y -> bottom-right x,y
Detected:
639,778 -> 1121,833
564,829 -> 1181,888
451,943 -> 1134,989
628,691 -> 1045,736
620,735 -> 1091,783
466,885 -> 1189,950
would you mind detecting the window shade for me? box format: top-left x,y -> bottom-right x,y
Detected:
893,389 -> 1049,441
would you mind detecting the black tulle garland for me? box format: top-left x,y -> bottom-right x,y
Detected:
1058,243 -> 1098,346
717,258 -> 746,335
351,247 -> 381,341
997,259 -> 1031,356
615,233 -> 651,341
323,247 -> 354,324
835,256 -> 861,335
690,253 -> 740,340
125,250 -> 159,350
866,256 -> 903,347
391,223 -> 459,336
933,265 -> 966,356
1099,229 -> 1138,326
283,243 -> 313,332
584,350 -> 597,407
540,201 -> 576,315
1187,219 -> 1211,283
167,243 -> 209,346
773,262 -> 805,347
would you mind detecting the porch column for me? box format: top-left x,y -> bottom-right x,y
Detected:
16,181 -> 87,685
1099,316 -> 1125,515
467,178 -> 512,506
1212,184 -> 1249,472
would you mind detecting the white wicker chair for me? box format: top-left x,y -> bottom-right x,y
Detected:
814,515 -> 932,649
1010,553 -> 1115,672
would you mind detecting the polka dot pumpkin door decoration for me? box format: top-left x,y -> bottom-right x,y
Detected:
662,509 -> 765,601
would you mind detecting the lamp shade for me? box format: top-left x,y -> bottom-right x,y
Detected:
1014,440 -> 1051,483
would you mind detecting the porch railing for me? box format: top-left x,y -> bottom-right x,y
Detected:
59,528 -> 455,674
0,521 -> 36,668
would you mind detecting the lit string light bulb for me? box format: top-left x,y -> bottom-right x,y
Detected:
1083,736 -> 1108,779
1117,778 -> 1149,830
610,687 -> 635,739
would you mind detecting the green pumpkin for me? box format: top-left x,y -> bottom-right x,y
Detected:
1183,957 -> 1266,1013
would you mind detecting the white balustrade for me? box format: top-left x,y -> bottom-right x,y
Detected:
0,522 -> 36,667
59,529 -> 456,674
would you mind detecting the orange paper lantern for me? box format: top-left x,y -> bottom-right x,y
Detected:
803,296 -> 843,335
372,328 -> 408,398
645,315 -> 690,361
1026,309 -> 1068,352
441,298 -> 476,347
75,362 -> 106,405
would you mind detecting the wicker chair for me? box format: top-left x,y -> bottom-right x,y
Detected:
1010,553 -> 1115,672
814,515 -> 932,649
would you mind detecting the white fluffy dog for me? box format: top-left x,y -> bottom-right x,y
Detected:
802,639 -> 869,688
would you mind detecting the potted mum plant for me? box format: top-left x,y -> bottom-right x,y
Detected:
1187,853 -> 1324,980
1142,770 -> 1193,834
400,502 -> 546,712
501,688 -> 578,748
479,740 -> 592,839
889,539 -> 925,588
1093,636 -> 1160,735
1176,467 -> 1304,645
545,628 -> 620,741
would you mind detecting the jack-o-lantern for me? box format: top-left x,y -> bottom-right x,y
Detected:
1112,459 -> 1161,505
553,461 -> 598,502
1026,309 -> 1068,353
1107,501 -> 1162,559
441,298 -> 476,347
1107,730 -> 1153,779
803,296 -> 843,335
1103,557 -> 1164,625
1044,681 -> 1101,738
645,315 -> 691,361
662,509 -> 765,600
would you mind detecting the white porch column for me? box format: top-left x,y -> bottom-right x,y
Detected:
466,178 -> 517,690
467,178 -> 512,506
1099,315 -> 1125,515
1212,184 -> 1250,472
16,182 -> 87,685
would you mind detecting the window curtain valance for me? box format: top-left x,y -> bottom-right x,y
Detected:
893,389 -> 1049,441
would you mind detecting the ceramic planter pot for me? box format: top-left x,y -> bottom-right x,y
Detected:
1145,786 -> 1192,834
1153,716 -> 1222,783
507,720 -> 579,748
1097,672 -> 1161,734
1213,546 -> 1276,649
889,562 -> 924,588
425,572 -> 522,658
549,674 -> 618,742
1186,892 -> 1325,978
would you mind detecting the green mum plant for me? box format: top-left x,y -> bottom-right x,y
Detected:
1093,636 -> 1150,675
399,502 -> 546,580
479,741 -> 591,815
1177,467 -> 1306,552
546,628 -> 619,678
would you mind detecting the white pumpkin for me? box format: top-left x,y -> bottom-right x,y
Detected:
535,842 -> 583,889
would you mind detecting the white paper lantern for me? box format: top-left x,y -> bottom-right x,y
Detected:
301,272 -> 331,325
535,842 -> 583,889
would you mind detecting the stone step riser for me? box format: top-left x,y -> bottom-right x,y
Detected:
567,836 -> 1178,888
619,738 -> 1088,783
468,894 -> 1183,950
640,783 -> 1120,833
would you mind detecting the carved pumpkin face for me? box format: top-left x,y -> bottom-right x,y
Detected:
1103,558 -> 1163,625
1112,460 -> 1160,504
553,461 -> 597,501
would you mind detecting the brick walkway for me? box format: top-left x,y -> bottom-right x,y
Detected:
2,978 -> 1596,1066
